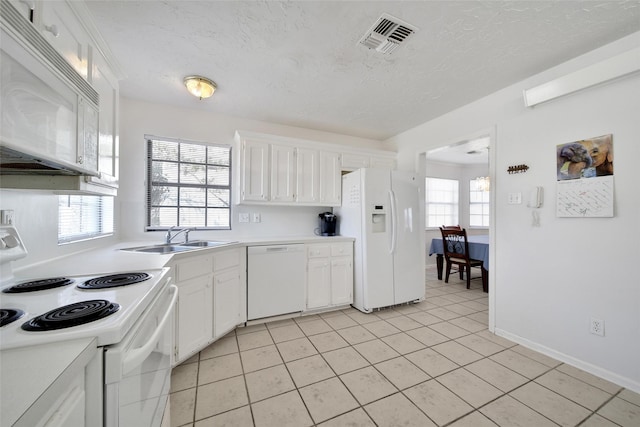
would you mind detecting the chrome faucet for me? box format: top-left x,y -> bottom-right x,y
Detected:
165,226 -> 196,244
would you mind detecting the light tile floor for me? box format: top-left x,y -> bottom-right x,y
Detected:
169,268 -> 640,427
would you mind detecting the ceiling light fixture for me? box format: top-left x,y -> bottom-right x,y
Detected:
183,75 -> 216,100
474,176 -> 490,192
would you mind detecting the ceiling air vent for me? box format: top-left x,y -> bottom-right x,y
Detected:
358,13 -> 418,55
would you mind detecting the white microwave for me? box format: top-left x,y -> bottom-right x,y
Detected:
0,1 -> 101,179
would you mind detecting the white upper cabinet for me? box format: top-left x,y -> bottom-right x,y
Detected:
241,138 -> 270,202
235,131 -> 396,206
341,153 -> 370,170
91,50 -> 119,185
270,144 -> 296,203
296,147 -> 320,204
39,0 -> 90,79
319,151 -> 341,206
0,0 -> 121,195
341,152 -> 396,171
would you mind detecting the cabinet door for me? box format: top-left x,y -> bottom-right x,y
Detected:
91,51 -> 119,182
296,147 -> 319,203
331,257 -> 353,305
176,275 -> 213,362
214,269 -> 241,339
307,258 -> 331,309
78,98 -> 99,173
39,0 -> 90,79
270,144 -> 296,202
319,151 -> 341,206
241,139 -> 270,202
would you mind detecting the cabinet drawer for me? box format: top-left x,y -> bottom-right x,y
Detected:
331,243 -> 353,257
307,244 -> 330,258
176,255 -> 213,282
214,249 -> 240,272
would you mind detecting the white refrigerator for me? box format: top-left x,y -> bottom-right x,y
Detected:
336,168 -> 425,313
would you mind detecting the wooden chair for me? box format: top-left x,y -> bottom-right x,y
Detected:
439,227 -> 483,289
441,225 -> 461,230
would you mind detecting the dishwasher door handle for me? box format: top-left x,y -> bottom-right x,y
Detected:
266,247 -> 289,252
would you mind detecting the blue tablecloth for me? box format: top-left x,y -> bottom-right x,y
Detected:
429,235 -> 490,270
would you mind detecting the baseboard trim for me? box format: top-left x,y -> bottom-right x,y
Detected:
494,328 -> 640,394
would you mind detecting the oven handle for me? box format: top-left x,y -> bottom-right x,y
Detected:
122,284 -> 178,374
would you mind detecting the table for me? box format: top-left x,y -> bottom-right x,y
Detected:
429,235 -> 489,292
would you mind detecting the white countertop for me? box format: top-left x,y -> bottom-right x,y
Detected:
0,338 -> 97,426
13,235 -> 354,279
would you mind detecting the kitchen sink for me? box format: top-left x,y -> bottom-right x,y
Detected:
122,245 -> 195,254
120,240 -> 237,254
179,240 -> 237,247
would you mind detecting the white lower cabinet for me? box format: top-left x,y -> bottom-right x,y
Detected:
305,243 -> 353,310
176,273 -> 214,361
173,248 -> 244,363
330,257 -> 353,305
213,249 -> 244,339
214,270 -> 241,338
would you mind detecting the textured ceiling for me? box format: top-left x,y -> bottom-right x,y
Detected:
85,1 -> 640,142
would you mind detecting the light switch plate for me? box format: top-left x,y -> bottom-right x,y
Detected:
238,213 -> 250,223
508,192 -> 522,205
251,213 -> 261,223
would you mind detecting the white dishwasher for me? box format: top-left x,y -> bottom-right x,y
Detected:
247,244 -> 305,320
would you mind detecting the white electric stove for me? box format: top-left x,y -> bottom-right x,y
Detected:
0,226 -> 170,351
0,225 -> 177,427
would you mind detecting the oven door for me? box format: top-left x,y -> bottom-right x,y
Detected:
104,283 -> 178,427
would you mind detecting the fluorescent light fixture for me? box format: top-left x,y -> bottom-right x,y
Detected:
184,76 -> 217,100
523,47 -> 640,107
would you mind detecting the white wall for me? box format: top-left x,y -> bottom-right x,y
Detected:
0,190 -> 119,271
118,98 -> 387,243
389,32 -> 640,392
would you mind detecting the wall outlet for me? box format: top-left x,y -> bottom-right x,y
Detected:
238,213 -> 250,223
1,210 -> 15,225
590,318 -> 605,336
251,213 -> 261,223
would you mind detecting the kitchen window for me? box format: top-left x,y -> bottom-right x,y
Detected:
146,136 -> 231,230
425,177 -> 459,228
58,196 -> 114,243
469,177 -> 490,227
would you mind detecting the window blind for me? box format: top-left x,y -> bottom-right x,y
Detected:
146,136 -> 231,230
58,195 -> 114,243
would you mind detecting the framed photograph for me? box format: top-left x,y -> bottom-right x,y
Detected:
556,134 -> 613,181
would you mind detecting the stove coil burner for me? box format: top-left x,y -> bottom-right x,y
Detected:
2,278 -> 75,293
0,309 -> 25,327
21,300 -> 120,331
78,272 -> 151,290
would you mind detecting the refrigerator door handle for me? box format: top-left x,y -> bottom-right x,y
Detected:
389,189 -> 398,254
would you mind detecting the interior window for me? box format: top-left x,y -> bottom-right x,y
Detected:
469,177 -> 490,227
425,177 -> 459,228
146,136 -> 231,230
58,195 -> 114,243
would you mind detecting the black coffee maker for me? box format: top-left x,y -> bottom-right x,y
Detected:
318,212 -> 337,236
